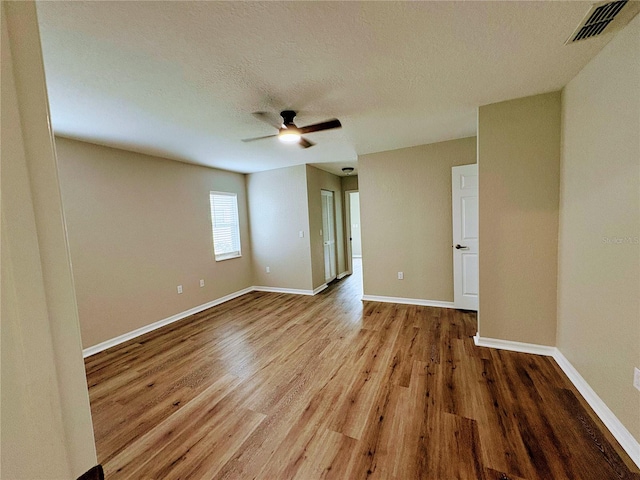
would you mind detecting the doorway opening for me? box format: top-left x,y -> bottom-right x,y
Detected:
321,190 -> 337,283
344,190 -> 363,291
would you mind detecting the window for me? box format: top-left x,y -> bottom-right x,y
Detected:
209,191 -> 241,261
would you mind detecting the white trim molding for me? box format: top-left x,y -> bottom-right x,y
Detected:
474,335 -> 640,469
473,335 -> 556,357
253,285 -> 317,296
337,272 -> 349,280
82,287 -> 254,358
361,295 -> 455,309
313,284 -> 328,295
553,350 -> 640,469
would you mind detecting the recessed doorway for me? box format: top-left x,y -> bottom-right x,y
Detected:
321,190 -> 337,283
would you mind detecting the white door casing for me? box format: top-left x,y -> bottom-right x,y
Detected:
452,164 -> 479,311
321,190 -> 337,282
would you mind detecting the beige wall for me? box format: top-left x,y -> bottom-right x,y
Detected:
56,137 -> 253,348
478,92 -> 561,346
558,14 -> 640,442
306,165 -> 346,288
1,2 -> 97,478
247,165 -> 313,291
358,137 -> 476,301
341,174 -> 359,192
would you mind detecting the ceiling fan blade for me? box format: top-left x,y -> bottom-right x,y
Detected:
299,137 -> 315,149
242,134 -> 278,143
298,119 -> 341,135
252,111 -> 283,129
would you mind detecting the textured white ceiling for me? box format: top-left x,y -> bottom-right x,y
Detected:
36,1 -> 619,175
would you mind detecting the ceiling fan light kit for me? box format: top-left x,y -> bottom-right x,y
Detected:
278,128 -> 301,143
243,110 -> 342,149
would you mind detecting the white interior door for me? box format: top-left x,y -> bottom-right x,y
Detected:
452,164 -> 478,311
321,190 -> 337,282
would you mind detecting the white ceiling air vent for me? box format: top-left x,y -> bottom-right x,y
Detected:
566,0 -> 631,44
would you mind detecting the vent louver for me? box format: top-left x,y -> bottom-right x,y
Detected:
567,1 -> 628,43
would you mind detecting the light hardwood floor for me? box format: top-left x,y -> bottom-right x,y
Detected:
85,260 -> 639,479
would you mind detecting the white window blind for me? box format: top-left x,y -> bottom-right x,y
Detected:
210,192 -> 241,261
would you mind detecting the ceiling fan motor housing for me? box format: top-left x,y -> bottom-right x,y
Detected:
280,110 -> 297,127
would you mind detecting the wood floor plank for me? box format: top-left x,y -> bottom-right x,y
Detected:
426,412 -> 486,480
103,373 -> 250,478
85,259 -> 640,479
484,467 -> 529,480
290,428 -> 358,480
474,356 -> 539,478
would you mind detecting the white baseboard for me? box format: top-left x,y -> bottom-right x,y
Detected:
361,295 -> 455,309
553,350 -> 640,469
255,283 -> 328,295
82,287 -> 254,358
473,334 -> 556,356
253,285 -> 316,296
337,271 -> 349,280
313,283 -> 328,294
474,335 -> 640,469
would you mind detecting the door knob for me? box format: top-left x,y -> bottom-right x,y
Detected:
455,244 -> 468,249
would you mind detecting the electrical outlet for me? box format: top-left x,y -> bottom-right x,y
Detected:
397,272 -> 404,280
320,229 -> 323,237
199,279 -> 205,287
634,367 -> 640,392
299,230 -> 304,238
266,266 -> 270,273
177,285 -> 183,294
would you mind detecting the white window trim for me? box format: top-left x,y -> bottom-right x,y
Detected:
209,191 -> 242,262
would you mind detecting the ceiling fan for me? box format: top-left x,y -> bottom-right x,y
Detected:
242,110 -> 342,149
